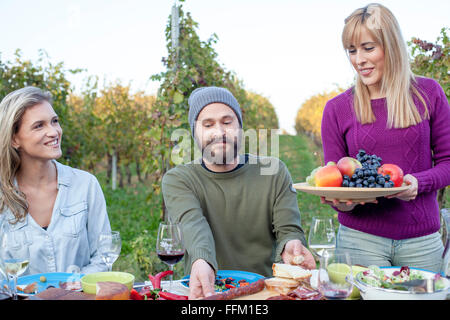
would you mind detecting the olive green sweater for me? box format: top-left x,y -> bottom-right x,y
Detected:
161,154 -> 306,277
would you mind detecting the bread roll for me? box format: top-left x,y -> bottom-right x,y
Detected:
272,263 -> 312,281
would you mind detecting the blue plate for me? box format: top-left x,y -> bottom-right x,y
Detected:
181,270 -> 264,291
1,272 -> 84,296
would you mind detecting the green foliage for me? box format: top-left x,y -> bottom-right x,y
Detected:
409,27 -> 449,98
408,27 -> 449,209
245,91 -> 279,130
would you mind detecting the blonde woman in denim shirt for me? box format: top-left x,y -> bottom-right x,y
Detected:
0,86 -> 112,274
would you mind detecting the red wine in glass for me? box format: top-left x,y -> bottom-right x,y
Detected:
157,250 -> 185,265
156,222 -> 185,291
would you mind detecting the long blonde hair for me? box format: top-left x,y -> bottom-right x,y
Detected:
342,3 -> 428,128
0,86 -> 53,224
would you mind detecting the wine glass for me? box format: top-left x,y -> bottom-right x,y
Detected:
308,217 -> 336,260
318,249 -> 354,300
156,222 -> 185,291
0,232 -> 30,300
98,231 -> 121,272
0,259 -> 12,300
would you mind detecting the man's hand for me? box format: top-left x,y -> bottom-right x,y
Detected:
281,239 -> 316,269
188,259 -> 216,300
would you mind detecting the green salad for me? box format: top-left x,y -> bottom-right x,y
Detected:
358,266 -> 446,291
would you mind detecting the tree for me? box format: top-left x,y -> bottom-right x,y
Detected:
295,89 -> 344,146
408,27 -> 449,209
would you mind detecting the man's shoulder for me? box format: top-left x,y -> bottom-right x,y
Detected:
162,161 -> 200,184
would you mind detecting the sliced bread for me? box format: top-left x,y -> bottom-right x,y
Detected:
264,277 -> 299,295
272,263 -> 312,281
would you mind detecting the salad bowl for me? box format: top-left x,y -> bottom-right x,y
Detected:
350,266 -> 449,300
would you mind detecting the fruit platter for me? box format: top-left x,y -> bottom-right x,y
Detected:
294,150 -> 410,202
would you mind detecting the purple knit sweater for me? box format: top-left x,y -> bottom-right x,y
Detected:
321,77 -> 450,240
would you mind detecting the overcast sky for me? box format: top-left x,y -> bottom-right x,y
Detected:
1,0 -> 448,133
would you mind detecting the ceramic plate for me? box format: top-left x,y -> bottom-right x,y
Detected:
293,182 -> 410,202
2,272 -> 84,297
181,270 -> 264,291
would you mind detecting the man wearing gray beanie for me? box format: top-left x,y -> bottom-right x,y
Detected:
188,86 -> 243,138
162,86 -> 314,300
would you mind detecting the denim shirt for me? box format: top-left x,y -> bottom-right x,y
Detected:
0,160 -> 111,275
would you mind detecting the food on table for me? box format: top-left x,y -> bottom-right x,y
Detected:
59,281 -> 82,291
377,163 -> 404,187
95,281 -> 130,300
202,279 -> 266,300
272,263 -> 312,281
130,270 -> 188,300
359,265 -> 446,291
17,282 -> 37,294
264,262 -> 323,300
337,156 -> 362,177
314,162 -> 343,187
264,277 -> 299,295
283,286 -> 323,300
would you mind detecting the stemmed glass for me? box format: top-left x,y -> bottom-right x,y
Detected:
318,249 -> 354,300
156,222 -> 185,291
0,232 -> 30,300
98,231 -> 122,272
308,217 -> 336,260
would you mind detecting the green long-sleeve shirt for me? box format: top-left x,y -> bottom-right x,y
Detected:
161,154 -> 306,277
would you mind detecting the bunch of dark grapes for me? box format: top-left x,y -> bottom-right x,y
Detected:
342,149 -> 395,188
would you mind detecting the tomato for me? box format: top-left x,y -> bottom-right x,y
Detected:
377,164 -> 404,187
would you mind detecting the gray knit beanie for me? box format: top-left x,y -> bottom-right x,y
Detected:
188,86 -> 243,137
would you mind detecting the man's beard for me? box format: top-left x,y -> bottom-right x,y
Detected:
201,135 -> 240,165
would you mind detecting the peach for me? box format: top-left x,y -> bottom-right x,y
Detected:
315,164 -> 343,187
337,157 -> 362,177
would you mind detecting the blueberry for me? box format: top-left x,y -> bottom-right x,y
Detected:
349,182 -> 355,187
377,177 -> 386,185
357,171 -> 364,178
343,175 -> 350,181
375,184 -> 383,188
342,180 -> 349,187
364,170 -> 371,177
369,184 -> 376,188
368,176 -> 375,183
384,174 -> 390,181
363,180 -> 369,186
356,183 -> 363,188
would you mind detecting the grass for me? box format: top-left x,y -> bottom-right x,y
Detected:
99,134 -> 449,281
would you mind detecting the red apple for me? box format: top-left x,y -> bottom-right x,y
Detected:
378,164 -> 404,187
315,164 -> 343,187
337,157 -> 362,177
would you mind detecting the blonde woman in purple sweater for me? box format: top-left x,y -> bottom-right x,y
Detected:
320,4 -> 450,273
